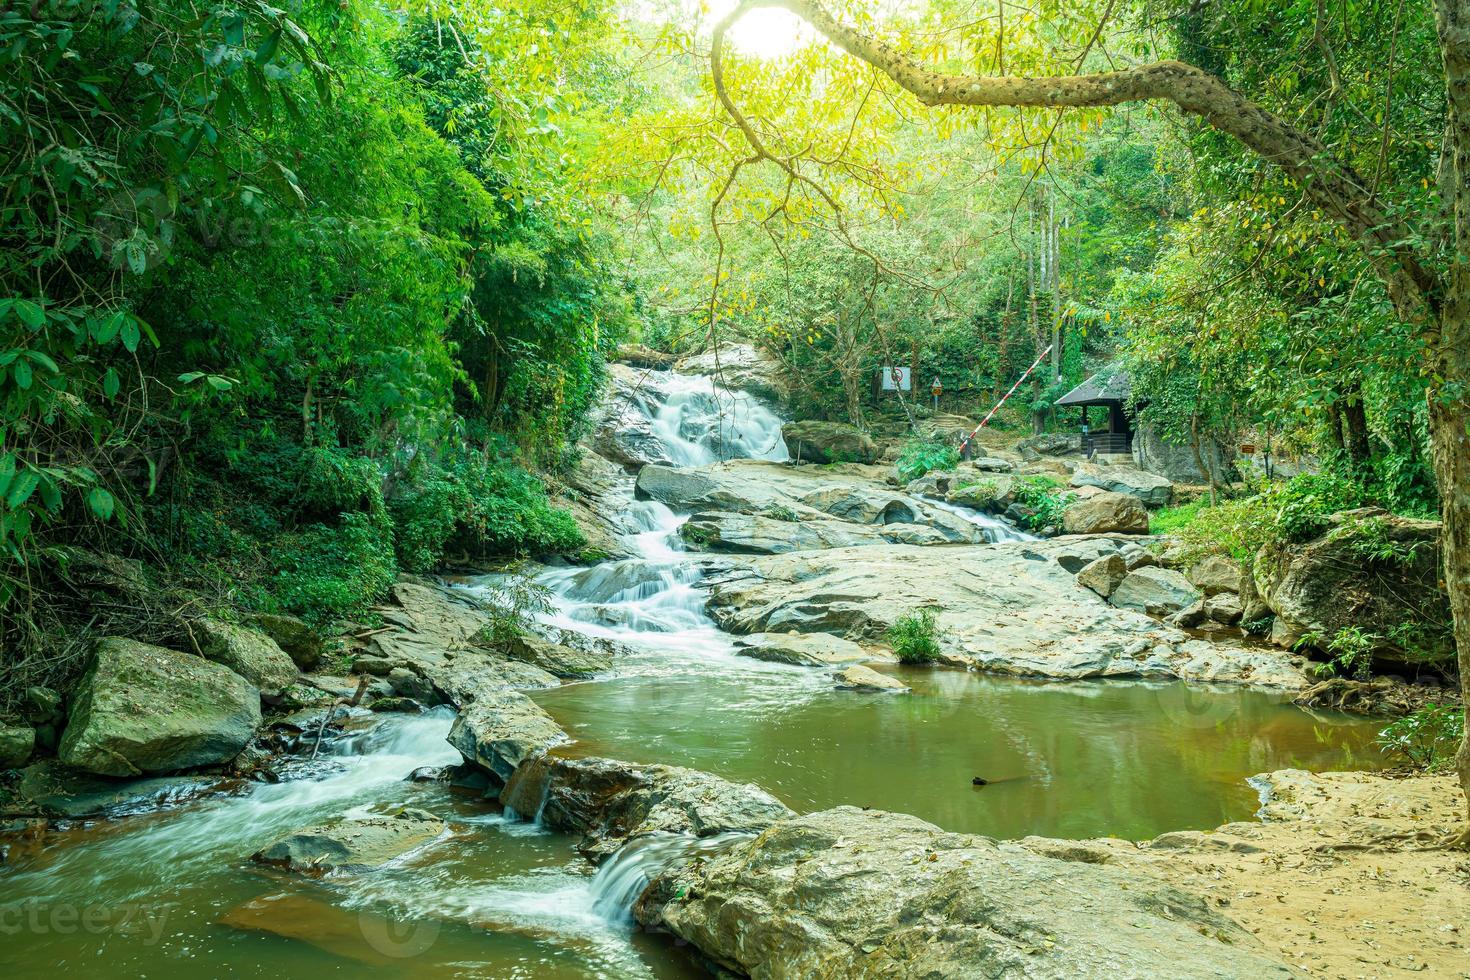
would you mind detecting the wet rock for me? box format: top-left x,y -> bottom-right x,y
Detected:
1187,555 -> 1245,596
734,632 -> 876,667
499,755 -> 792,857
1110,567 -> 1201,616
194,618 -> 299,694
969,456 -> 1015,473
22,686 -> 63,727
252,807 -> 446,875
219,892 -> 410,966
782,420 -> 879,464
1075,553 -> 1128,599
0,726 -> 35,768
636,463 -> 765,512
368,696 -> 424,713
502,633 -> 612,679
832,664 -> 909,692
1062,490 -> 1149,534
59,638 -> 262,776
386,667 -> 437,704
1070,462 -> 1173,508
15,761 -> 229,817
1257,508 -> 1449,661
248,613 -> 324,670
446,690 -> 569,784
641,806 -> 1293,979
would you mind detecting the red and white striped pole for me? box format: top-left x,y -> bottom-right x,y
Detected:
958,343 -> 1054,457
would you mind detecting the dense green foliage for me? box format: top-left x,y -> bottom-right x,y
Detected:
1,0 -> 636,657
894,440 -> 959,483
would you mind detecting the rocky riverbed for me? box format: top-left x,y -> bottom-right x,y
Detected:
2,354 -> 1463,978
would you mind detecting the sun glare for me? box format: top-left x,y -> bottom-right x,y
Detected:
716,3 -> 812,59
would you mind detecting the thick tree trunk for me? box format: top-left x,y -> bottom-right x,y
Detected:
1342,381 -> 1372,468
1427,358 -> 1470,837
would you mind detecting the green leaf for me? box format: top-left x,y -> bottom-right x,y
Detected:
14,300 -> 44,329
13,359 -> 32,389
102,367 -> 121,398
37,473 -> 60,513
7,470 -> 39,507
0,453 -> 15,497
86,487 -> 116,521
121,318 -> 141,352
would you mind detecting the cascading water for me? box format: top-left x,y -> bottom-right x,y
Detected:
927,497 -> 1037,544
632,371 -> 788,467
586,832 -> 750,925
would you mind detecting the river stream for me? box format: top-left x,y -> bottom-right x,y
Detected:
0,370 -> 1384,977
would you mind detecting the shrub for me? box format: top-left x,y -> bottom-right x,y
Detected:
273,512 -> 398,624
1377,704 -> 1464,769
888,608 -> 943,664
389,454 -> 584,569
1148,499 -> 1209,535
1167,472 -> 1371,564
896,439 -> 960,483
1012,475 -> 1070,532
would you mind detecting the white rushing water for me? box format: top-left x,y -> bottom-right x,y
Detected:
636,370 -> 789,467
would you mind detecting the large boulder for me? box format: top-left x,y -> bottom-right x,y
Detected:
253,807 -> 446,875
635,463 -> 769,512
446,690 -> 568,784
501,633 -> 612,679
194,618 -> 299,694
59,638 -> 261,776
1075,553 -> 1128,599
1061,491 -> 1149,534
1187,554 -> 1246,596
499,754 -> 793,858
248,613 -> 324,670
0,725 -> 35,768
1070,463 -> 1173,508
615,342 -> 676,370
640,807 -> 1294,979
1111,567 -> 1202,616
782,421 -> 879,464
1258,509 -> 1451,660
798,486 -> 919,525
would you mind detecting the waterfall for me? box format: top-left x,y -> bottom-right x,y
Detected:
586,831 -> 750,925
629,370 -> 789,466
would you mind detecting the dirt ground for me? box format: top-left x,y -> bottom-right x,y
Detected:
1035,770 -> 1469,978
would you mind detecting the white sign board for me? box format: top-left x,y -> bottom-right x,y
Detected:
880,366 -> 911,392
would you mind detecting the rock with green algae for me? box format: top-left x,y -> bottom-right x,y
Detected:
194,618 -> 299,694
58,637 -> 262,776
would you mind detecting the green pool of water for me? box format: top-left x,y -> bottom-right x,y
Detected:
535,667 -> 1387,841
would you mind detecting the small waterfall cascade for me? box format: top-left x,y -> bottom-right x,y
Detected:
628,370 -> 789,467
587,831 -> 750,925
